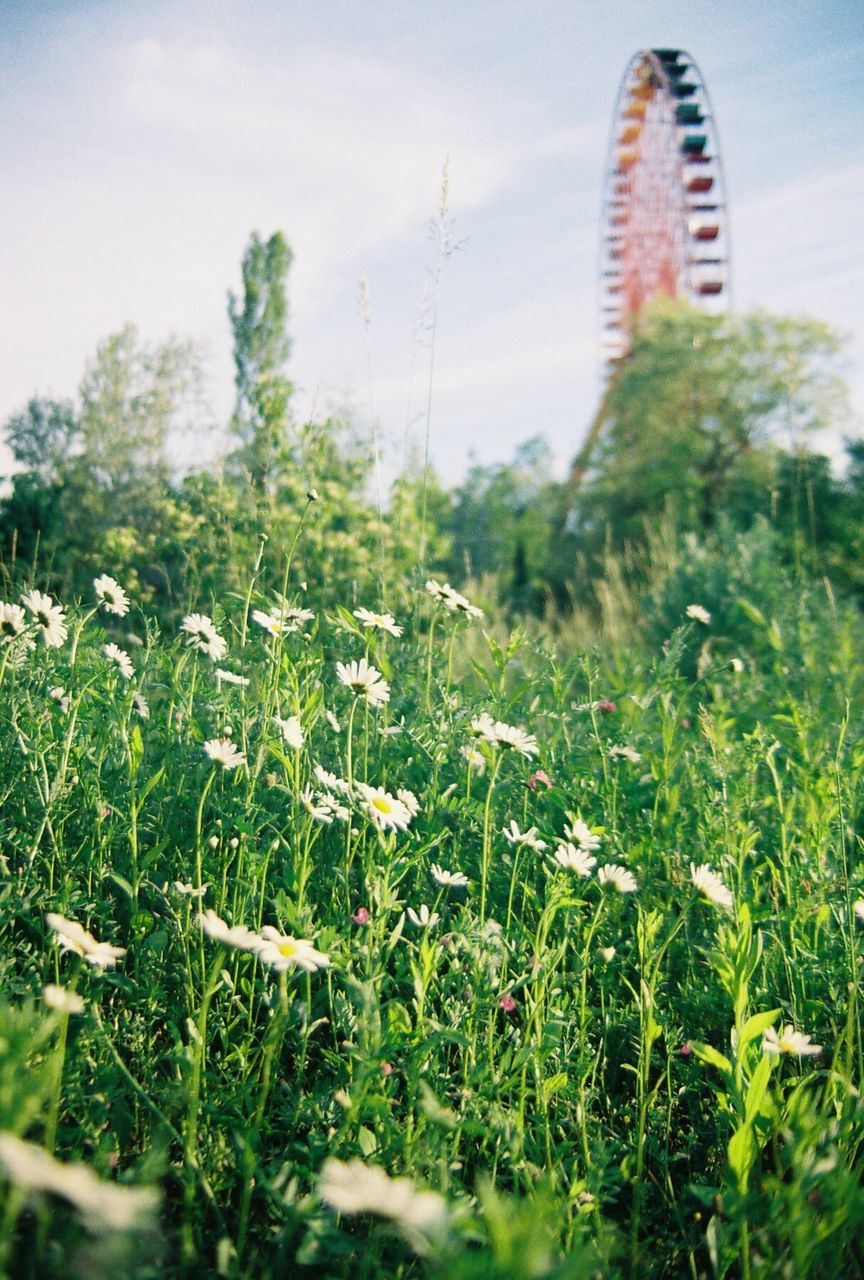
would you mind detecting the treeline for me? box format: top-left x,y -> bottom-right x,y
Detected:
1,231 -> 861,624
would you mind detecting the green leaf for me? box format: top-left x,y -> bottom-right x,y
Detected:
129,724 -> 144,777
745,1054 -> 773,1124
727,1122 -> 756,1192
689,1041 -> 733,1079
739,1008 -> 780,1052
542,1071 -> 569,1102
358,1126 -> 378,1157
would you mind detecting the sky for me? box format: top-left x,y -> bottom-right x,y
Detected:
1,0 -> 862,486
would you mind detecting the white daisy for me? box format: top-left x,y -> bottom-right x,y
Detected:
353,607 -> 403,637
597,864 -> 638,894
43,985 -> 85,1015
554,844 -> 597,876
762,1024 -> 822,1057
686,604 -> 711,624
251,608 -> 298,638
46,913 -> 127,969
495,722 -> 539,757
215,668 -> 250,687
203,738 -> 246,770
0,1134 -> 160,1234
397,788 -> 420,818
460,744 -> 487,774
273,714 -> 304,749
103,643 -> 134,680
93,574 -> 130,617
335,657 -> 390,706
21,589 -> 67,648
48,686 -> 70,714
255,926 -> 330,973
300,786 -> 349,824
609,745 -> 642,763
171,881 -> 209,898
424,579 -> 451,603
325,710 -> 341,733
690,863 -> 734,910
502,821 -> 547,852
198,909 -> 259,951
469,712 -> 499,745
431,863 -> 469,888
407,905 -> 440,929
319,1158 -> 447,1232
132,692 -> 150,719
0,602 -> 27,643
359,784 -> 412,832
181,613 -> 228,662
313,765 -> 351,795
564,818 -> 601,852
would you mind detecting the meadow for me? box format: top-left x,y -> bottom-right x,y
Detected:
0,510 -> 862,1279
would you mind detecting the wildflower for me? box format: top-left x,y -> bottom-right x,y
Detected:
554,843 -> 597,876
319,1158 -> 447,1232
46,913 -> 126,969
132,692 -> 149,719
0,1134 -> 160,1234
359,785 -> 412,833
125,632 -> 143,647
180,613 -> 227,662
599,946 -> 616,963
325,709 -> 341,732
442,585 -> 483,618
762,1024 -> 822,1057
379,723 -> 403,737
256,926 -> 330,973
502,821 -> 547,852
431,864 -> 469,888
215,668 -> 250,687
499,993 -> 517,1013
425,579 -> 451,603
470,714 -> 539,758
680,1041 -> 693,1056
198,909 -> 259,951
527,768 -> 552,790
251,608 -> 298,638
48,686 -> 70,714
93,574 -> 130,617
730,657 -> 745,674
460,744 -> 486,774
0,602 -> 27,643
313,765 -> 351,795
203,738 -> 246,770
103,643 -> 134,680
597,699 -> 617,713
352,906 -> 371,925
273,714 -> 304,749
380,1061 -> 393,1076
686,604 -> 711,625
43,985 -> 85,1015
301,786 -> 337,824
397,788 -> 420,818
690,863 -> 734,910
597,864 -> 638,894
21,589 -> 67,648
171,881 -> 208,898
564,818 -> 601,852
609,744 -> 642,763
854,900 -> 864,924
407,905 -> 440,929
336,657 -> 390,706
353,607 -> 404,637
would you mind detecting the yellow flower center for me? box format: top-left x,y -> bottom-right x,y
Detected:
277,940 -> 297,957
372,797 -> 392,814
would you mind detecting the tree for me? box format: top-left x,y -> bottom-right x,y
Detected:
574,300 -> 849,547
228,231 -> 294,491
3,398 -> 78,485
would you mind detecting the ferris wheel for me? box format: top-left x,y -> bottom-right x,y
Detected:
599,48 -> 731,362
